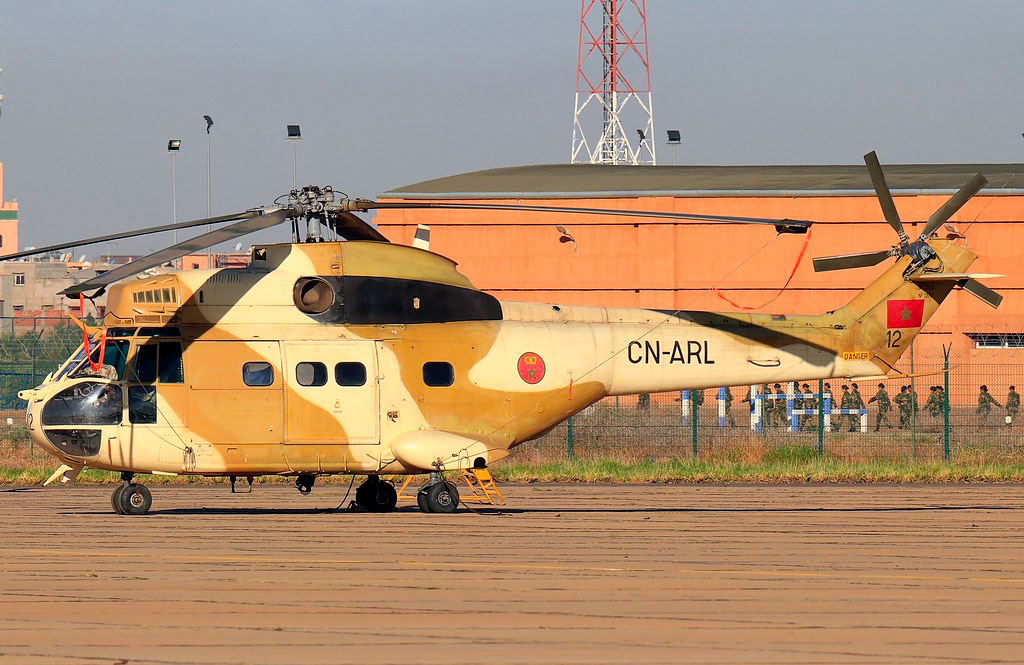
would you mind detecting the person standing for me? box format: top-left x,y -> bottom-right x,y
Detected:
868,383 -> 892,431
1007,386 -> 1020,425
849,382 -> 865,432
759,384 -> 773,429
722,386 -> 736,427
908,384 -> 920,425
772,383 -> 785,428
894,386 -> 911,429
801,383 -> 816,431
977,385 -> 1002,426
926,386 -> 943,420
839,385 -> 855,432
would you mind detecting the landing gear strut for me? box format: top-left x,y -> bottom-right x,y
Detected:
417,473 -> 460,513
111,472 -> 152,515
354,475 -> 397,512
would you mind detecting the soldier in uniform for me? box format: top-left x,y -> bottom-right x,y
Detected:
977,385 -> 1001,426
759,384 -> 773,429
772,383 -> 785,428
868,383 -> 891,431
908,384 -> 919,424
925,386 -> 942,420
722,386 -> 736,427
637,392 -> 650,412
801,383 -> 815,431
1006,386 -> 1020,425
838,385 -> 854,432
848,382 -> 865,432
894,386 -> 911,429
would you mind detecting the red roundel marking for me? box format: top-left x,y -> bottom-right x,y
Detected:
517,352 -> 545,384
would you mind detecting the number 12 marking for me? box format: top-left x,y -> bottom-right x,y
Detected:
887,330 -> 903,348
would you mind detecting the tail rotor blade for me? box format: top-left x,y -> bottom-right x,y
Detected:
960,279 -> 1003,309
918,173 -> 987,241
864,151 -> 909,246
812,249 -> 892,272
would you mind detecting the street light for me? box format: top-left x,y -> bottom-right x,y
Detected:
287,124 -> 302,190
168,140 -> 181,249
666,130 -> 681,165
203,115 -> 213,266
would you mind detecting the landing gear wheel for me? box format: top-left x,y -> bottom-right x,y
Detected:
111,484 -> 127,514
119,483 -> 152,516
422,481 -> 460,514
355,477 -> 397,512
417,485 -> 431,513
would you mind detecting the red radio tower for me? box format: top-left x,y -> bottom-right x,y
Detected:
571,0 -> 656,165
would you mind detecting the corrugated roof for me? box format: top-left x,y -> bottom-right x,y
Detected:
383,163 -> 1024,199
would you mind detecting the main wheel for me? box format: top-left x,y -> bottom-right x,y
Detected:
111,484 -> 126,514
355,478 -> 398,513
417,485 -> 431,513
119,483 -> 152,516
424,481 -> 460,514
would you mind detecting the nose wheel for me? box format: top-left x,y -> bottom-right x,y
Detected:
112,481 -> 152,515
417,479 -> 460,513
354,475 -> 398,512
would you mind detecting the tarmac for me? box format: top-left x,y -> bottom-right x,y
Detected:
1,483 -> 1023,664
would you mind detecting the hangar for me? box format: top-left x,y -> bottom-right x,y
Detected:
376,162 -> 1024,384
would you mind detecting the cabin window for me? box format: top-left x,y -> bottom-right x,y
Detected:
144,290 -> 154,303
154,290 -> 163,303
162,288 -> 172,303
422,362 -> 454,387
335,362 -> 367,387
296,362 -> 327,387
128,385 -> 157,424
132,293 -> 139,303
242,361 -> 274,387
157,342 -> 184,383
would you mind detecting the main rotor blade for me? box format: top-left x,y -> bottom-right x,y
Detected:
812,249 -> 892,272
358,201 -> 812,233
61,208 -> 292,296
863,151 -> 909,245
1,210 -> 263,262
960,279 -> 1003,309
918,173 -> 987,241
325,211 -> 389,242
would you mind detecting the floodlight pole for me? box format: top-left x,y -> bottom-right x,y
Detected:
170,151 -> 178,246
206,122 -> 213,267
291,142 -> 298,191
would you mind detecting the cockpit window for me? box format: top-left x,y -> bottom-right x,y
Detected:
133,344 -> 158,383
107,327 -> 136,338
157,342 -> 184,383
70,340 -> 130,381
42,382 -> 123,426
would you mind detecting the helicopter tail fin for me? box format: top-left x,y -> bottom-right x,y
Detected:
835,239 -> 976,368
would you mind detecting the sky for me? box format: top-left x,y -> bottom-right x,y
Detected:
0,0 -> 1023,256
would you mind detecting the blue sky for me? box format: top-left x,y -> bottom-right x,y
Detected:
1,0 -> 1022,254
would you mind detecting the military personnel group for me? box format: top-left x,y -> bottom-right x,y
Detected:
643,383 -> 1021,431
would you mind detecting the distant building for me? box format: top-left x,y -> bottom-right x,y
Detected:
0,259 -> 112,321
0,163 -> 18,257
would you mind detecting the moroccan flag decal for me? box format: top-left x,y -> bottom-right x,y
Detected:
886,299 -> 924,328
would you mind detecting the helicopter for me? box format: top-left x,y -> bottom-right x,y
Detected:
6,152 -> 1001,515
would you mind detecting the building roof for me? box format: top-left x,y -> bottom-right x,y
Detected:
383,163 -> 1024,199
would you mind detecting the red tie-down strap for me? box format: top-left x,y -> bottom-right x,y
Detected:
78,294 -> 107,371
713,226 -> 813,311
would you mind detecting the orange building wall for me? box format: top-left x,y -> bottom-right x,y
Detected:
0,163 -> 18,257
376,192 -> 1024,403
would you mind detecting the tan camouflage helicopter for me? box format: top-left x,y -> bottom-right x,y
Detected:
7,152 -> 1001,515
